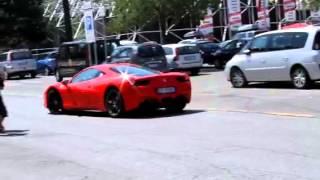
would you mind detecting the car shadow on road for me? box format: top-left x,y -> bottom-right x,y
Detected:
0,130 -> 29,137
246,82 -> 320,90
60,109 -> 205,119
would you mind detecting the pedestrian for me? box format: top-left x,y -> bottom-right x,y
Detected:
0,68 -> 7,133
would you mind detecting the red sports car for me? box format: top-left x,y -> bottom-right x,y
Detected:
44,64 -> 191,117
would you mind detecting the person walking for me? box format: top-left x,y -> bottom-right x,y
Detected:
0,68 -> 7,132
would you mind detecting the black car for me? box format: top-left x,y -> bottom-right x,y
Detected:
211,39 -> 248,69
179,40 -> 221,64
107,42 -> 168,72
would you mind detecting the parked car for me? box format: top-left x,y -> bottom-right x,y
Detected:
36,51 -> 57,76
55,39 -> 120,82
225,27 -> 320,89
44,64 -> 191,117
162,44 -> 203,75
0,49 -> 37,79
178,39 -> 221,64
107,42 -> 168,72
211,39 -> 248,69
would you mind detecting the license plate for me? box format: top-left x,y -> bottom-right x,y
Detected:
184,56 -> 196,61
157,87 -> 176,94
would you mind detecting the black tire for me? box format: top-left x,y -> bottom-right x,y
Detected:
47,90 -> 63,114
30,72 -> 37,78
55,71 -> 63,82
214,59 -> 223,69
190,68 -> 200,76
19,74 -> 25,79
165,102 -> 187,113
105,88 -> 124,118
291,67 -> 310,89
230,68 -> 247,88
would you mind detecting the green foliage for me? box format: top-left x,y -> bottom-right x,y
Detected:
109,0 -> 218,33
0,0 -> 47,48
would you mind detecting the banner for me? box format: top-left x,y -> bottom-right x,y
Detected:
283,0 -> 297,22
82,2 -> 96,43
227,0 -> 242,29
256,0 -> 270,29
198,9 -> 214,36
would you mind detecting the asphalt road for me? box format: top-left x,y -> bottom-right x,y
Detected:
1,70 -> 320,180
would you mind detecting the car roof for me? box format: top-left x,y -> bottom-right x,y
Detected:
256,26 -> 320,37
163,44 -> 196,48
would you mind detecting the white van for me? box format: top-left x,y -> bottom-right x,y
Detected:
225,26 -> 320,89
0,49 -> 37,79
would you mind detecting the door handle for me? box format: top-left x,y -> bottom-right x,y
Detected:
283,58 -> 289,62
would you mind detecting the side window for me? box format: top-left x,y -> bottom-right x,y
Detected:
0,54 -> 7,62
270,34 -> 292,50
71,69 -> 103,83
250,36 -> 269,52
270,33 -> 308,51
314,32 -> 320,50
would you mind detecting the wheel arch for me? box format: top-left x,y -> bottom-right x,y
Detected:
46,87 -> 62,108
290,64 -> 310,77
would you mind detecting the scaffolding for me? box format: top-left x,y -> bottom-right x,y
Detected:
42,0 -> 317,43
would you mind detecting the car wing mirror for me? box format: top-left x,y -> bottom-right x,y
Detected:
243,49 -> 251,55
62,80 -> 69,86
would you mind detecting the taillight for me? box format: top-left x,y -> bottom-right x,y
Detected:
173,48 -> 180,61
134,79 -> 150,86
176,76 -> 190,82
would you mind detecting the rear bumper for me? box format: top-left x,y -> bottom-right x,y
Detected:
7,70 -> 37,76
121,83 -> 192,112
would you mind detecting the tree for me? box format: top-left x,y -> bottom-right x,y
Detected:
0,0 -> 47,48
109,0 -> 218,43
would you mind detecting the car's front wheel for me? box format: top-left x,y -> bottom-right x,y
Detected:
30,71 -> 37,78
105,88 -> 124,118
47,90 -> 63,114
230,68 -> 247,88
291,67 -> 310,89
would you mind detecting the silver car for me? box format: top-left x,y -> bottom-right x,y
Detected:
0,49 -> 37,79
225,26 -> 320,89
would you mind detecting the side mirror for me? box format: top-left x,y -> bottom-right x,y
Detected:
243,49 -> 251,55
62,80 -> 69,86
106,56 -> 112,63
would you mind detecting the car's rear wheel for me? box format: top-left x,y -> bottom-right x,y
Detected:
19,74 -> 25,79
165,102 -> 187,113
30,72 -> 37,78
105,88 -> 124,118
230,68 -> 247,88
291,67 -> 310,89
47,90 -> 63,114
214,59 -> 223,69
190,68 -> 200,76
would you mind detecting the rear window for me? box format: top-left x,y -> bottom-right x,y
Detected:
112,66 -> 159,76
138,45 -> 165,58
178,46 -> 200,55
11,51 -> 33,61
163,47 -> 174,55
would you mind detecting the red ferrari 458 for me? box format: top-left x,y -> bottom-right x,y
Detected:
44,64 -> 191,117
